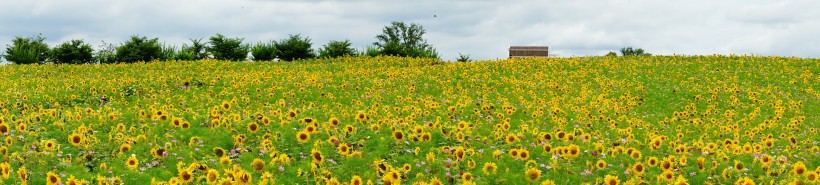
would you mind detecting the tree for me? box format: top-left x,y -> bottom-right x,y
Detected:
251,41 -> 276,61
94,41 -> 118,64
173,38 -> 208,61
51,39 -> 94,64
274,34 -> 315,61
318,40 -> 356,58
373,21 -> 438,58
4,34 -> 50,64
116,35 -> 162,63
619,47 -> 650,56
207,33 -> 249,61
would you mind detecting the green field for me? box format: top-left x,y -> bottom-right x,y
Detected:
0,55 -> 817,185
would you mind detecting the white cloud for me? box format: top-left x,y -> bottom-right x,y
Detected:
0,0 -> 817,61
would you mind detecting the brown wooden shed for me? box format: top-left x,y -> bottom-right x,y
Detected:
509,46 -> 549,58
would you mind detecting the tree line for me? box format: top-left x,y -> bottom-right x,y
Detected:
1,21 -> 439,64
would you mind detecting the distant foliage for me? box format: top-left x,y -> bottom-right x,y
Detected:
51,39 -> 94,64
457,53 -> 471,62
116,35 -> 163,63
4,34 -> 50,64
173,38 -> 208,61
318,40 -> 356,58
207,34 -> 249,61
94,41 -> 118,64
605,51 -> 618,57
373,21 -> 438,58
251,41 -> 276,61
619,47 -> 651,56
274,34 -> 315,61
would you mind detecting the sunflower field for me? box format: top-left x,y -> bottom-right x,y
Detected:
0,55 -> 818,185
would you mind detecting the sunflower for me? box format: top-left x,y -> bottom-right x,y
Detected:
658,170 -> 674,182
733,160 -> 744,171
338,144 -> 350,156
43,140 -> 57,151
17,166 -> 28,184
454,147 -> 465,160
426,152 -> 435,162
345,125 -> 355,133
179,168 -> 194,183
247,122 -> 259,133
0,123 -> 8,134
297,131 -> 310,143
311,149 -> 324,164
807,171 -> 818,182
541,179 -> 557,185
252,158 -> 265,172
510,149 -> 519,158
647,157 -> 659,167
351,175 -> 363,185
221,101 -> 231,110
596,160 -> 607,169
0,162 -> 10,178
519,149 -> 533,160
525,168 -> 541,182
171,117 -> 183,127
126,156 -> 139,170
151,148 -> 167,158
46,171 -> 61,185
483,162 -> 497,174
66,175 -> 80,185
603,175 -> 619,185
235,171 -> 252,185
392,130 -> 405,141
382,170 -> 401,185
633,162 -> 645,176
119,143 -> 132,154
793,161 -> 807,175
505,134 -> 517,144
566,144 -> 580,157
207,169 -> 220,183
214,147 -> 226,157
462,172 -> 473,182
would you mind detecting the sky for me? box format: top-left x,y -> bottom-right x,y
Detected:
0,0 -> 818,61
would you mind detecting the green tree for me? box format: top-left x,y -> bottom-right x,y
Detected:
173,38 -> 208,61
619,47 -> 651,56
4,34 -> 50,64
274,34 -> 315,61
251,41 -> 276,61
94,41 -> 118,64
207,33 -> 249,61
318,40 -> 356,58
51,39 -> 94,64
373,21 -> 438,58
116,35 -> 162,63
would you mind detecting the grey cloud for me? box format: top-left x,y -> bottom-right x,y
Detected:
1,0 -> 818,62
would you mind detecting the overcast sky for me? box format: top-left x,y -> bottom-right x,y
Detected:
0,0 -> 818,61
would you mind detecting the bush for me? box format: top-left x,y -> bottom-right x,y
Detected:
172,39 -> 208,61
274,34 -> 315,61
251,41 -> 276,61
605,51 -> 617,57
4,34 -> 50,64
94,41 -> 118,64
373,21 -> 438,58
207,33 -> 249,61
457,53 -> 471,62
619,47 -> 650,56
318,40 -> 356,58
52,39 -> 94,64
116,35 -> 163,63
160,43 -> 178,61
